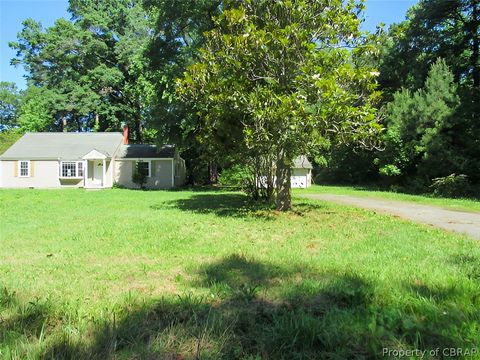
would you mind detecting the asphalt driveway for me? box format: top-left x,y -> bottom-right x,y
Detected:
304,194 -> 480,240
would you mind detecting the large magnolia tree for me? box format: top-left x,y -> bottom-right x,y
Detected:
177,0 -> 382,210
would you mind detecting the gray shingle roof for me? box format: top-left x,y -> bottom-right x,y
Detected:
116,144 -> 176,159
0,132 -> 123,160
293,155 -> 313,169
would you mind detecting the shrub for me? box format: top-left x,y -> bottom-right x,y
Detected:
430,173 -> 471,198
112,182 -> 126,189
218,165 -> 250,187
379,164 -> 401,177
132,162 -> 148,189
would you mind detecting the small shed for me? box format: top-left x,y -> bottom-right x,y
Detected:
291,155 -> 313,188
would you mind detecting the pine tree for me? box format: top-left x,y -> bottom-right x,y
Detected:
382,59 -> 461,186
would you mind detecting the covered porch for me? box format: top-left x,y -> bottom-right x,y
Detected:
83,150 -> 111,189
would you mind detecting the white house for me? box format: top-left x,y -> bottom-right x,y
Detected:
0,128 -> 186,189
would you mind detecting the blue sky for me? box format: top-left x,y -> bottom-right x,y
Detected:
0,0 -> 418,89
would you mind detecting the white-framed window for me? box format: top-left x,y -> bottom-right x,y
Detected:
60,161 -> 84,178
136,161 -> 151,177
19,161 -> 30,177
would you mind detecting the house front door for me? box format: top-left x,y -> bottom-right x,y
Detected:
93,160 -> 103,185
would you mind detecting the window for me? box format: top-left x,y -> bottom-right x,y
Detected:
136,161 -> 151,177
19,161 -> 29,177
60,161 -> 84,178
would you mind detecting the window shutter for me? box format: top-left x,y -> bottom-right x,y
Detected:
14,161 -> 18,177
30,161 -> 35,177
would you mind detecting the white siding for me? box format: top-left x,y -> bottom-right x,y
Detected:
174,153 -> 186,187
291,168 -> 311,188
114,159 -> 174,189
84,159 -> 114,189
0,160 -> 84,188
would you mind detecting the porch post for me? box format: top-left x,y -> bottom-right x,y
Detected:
102,159 -> 106,187
84,160 -> 88,188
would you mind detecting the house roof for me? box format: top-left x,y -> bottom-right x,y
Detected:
0,132 -> 123,160
293,155 -> 313,169
115,144 -> 176,159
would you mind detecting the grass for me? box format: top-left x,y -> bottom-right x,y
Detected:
0,188 -> 479,359
295,184 -> 480,213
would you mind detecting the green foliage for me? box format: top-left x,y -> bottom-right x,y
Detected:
314,144 -> 379,185
144,0 -> 219,141
379,0 -> 480,95
132,162 -> 148,189
177,0 -> 382,209
143,0 -> 221,185
0,82 -> 21,129
371,0 -> 480,192
379,164 -> 401,177
218,164 -> 250,187
17,86 -> 53,132
9,0 -> 155,137
321,0 -> 480,195
380,59 -> 461,188
0,129 -> 23,155
430,174 -> 472,198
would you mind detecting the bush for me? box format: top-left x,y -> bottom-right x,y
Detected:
218,165 -> 250,187
112,182 -> 126,189
379,164 -> 401,177
132,162 -> 148,189
430,174 -> 471,198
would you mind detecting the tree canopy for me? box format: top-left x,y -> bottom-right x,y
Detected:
10,0 -> 154,140
177,0 -> 382,210
0,82 -> 20,130
318,0 -> 480,196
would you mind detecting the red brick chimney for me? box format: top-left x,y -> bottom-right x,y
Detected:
122,123 -> 129,145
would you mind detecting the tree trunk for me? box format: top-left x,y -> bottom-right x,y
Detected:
266,170 -> 275,202
275,155 -> 291,211
134,118 -> 142,143
208,162 -> 218,184
472,0 -> 479,88
95,113 -> 100,131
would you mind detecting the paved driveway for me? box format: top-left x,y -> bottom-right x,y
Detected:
303,194 -> 480,240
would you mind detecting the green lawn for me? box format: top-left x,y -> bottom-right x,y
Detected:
1,189 -> 479,359
295,184 -> 480,213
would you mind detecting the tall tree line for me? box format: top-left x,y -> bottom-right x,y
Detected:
319,0 -> 480,196
8,0 -> 153,141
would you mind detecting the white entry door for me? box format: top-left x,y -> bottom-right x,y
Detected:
93,160 -> 103,185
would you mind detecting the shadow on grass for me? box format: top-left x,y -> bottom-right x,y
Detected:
449,253 -> 480,282
0,292 -> 53,351
0,254 -> 473,359
151,192 -> 327,219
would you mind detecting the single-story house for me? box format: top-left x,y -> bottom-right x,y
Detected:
0,128 -> 186,189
